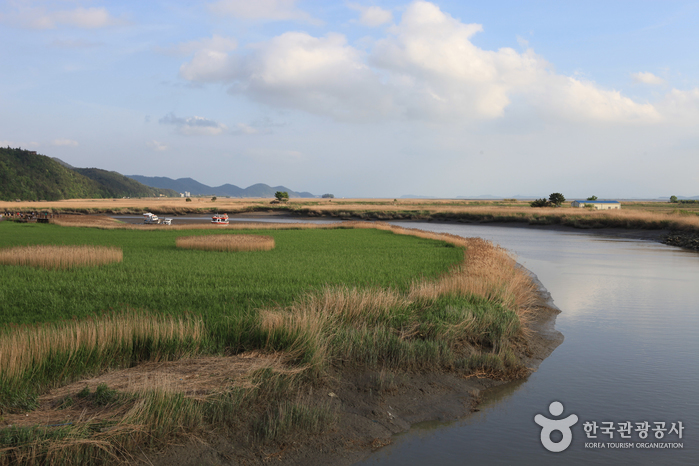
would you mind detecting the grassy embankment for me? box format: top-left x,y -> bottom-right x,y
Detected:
0,220 -> 536,464
4,197 -> 699,233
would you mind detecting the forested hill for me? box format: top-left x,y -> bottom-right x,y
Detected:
0,147 -> 177,201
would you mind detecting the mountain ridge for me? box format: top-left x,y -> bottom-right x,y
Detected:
127,175 -> 316,198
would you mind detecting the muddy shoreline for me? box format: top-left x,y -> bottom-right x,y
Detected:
143,306 -> 563,466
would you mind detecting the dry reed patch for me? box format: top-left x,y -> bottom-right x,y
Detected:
409,237 -> 537,319
1,352 -> 288,429
176,234 -> 275,252
0,245 -> 122,270
0,311 -> 204,381
51,215 -> 123,228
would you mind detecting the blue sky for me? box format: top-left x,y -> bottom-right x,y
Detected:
2,1 -> 698,198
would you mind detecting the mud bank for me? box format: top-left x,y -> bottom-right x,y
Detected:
663,231 -> 699,251
139,272 -> 563,466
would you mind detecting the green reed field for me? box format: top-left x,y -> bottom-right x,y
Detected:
0,222 -> 462,326
0,220 -> 536,464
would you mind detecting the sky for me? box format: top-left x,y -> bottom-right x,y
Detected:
1,0 -> 699,199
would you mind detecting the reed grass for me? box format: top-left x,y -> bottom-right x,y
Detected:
257,227 -> 536,375
176,234 -> 275,252
0,245 -> 122,269
0,221 -> 539,464
0,310 -> 204,410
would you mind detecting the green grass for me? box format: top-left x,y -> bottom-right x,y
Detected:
0,221 -> 536,464
0,222 -> 462,327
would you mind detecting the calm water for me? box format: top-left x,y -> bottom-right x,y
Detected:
351,222 -> 699,465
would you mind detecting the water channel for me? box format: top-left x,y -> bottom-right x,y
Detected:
114,215 -> 698,464
356,222 -> 699,465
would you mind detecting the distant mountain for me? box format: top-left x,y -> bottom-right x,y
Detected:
128,175 -> 316,198
73,168 -> 179,198
0,147 -> 177,201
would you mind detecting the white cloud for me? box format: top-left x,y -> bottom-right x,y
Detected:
176,36 -> 240,83
208,0 -> 320,24
159,113 -> 227,136
52,139 -> 79,147
179,0 -> 664,124
348,3 -> 393,27
631,71 -> 665,85
657,88 -> 699,122
146,140 -> 168,151
4,6 -> 122,29
538,75 -> 661,122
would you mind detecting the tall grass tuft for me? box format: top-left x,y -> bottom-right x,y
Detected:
176,234 -> 275,252
0,245 -> 122,269
0,310 -> 204,411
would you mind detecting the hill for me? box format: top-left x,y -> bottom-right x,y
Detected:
128,175 -> 316,198
0,147 -> 177,201
73,168 -> 178,198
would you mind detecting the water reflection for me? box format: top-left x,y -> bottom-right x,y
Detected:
357,222 -> 699,466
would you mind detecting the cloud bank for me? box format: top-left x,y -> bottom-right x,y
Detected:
178,1 -> 669,125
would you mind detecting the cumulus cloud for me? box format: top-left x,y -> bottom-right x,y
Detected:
208,0 -> 320,24
348,3 -> 393,27
3,5 -> 122,29
146,140 -> 168,151
52,139 -> 79,147
631,71 -> 665,85
538,75 -> 661,122
179,0 -> 663,124
159,113 -> 227,135
178,36 -> 240,83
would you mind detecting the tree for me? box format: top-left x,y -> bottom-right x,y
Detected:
211,196 -> 217,201
322,193 -> 334,198
274,191 -> 289,202
548,193 -> 566,207
670,195 -> 678,203
587,195 -> 598,201
530,198 -> 550,207
185,197 -> 192,202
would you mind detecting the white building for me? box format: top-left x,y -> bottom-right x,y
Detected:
571,200 -> 621,210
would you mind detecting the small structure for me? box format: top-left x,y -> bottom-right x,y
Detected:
571,200 -> 621,210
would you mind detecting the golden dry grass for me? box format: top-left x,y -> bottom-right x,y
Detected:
0,245 -> 123,269
258,223 -> 538,372
0,311 -> 204,380
176,234 -> 275,252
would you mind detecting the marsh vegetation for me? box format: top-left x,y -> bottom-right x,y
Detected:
0,220 -> 537,464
